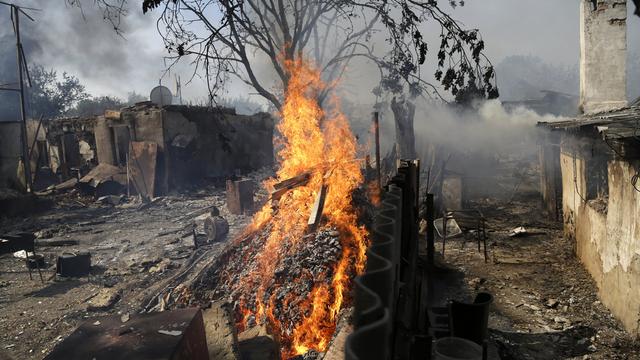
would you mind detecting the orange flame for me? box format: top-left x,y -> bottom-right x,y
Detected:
236,57 -> 369,357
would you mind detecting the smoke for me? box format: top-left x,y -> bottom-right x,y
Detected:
342,97 -> 568,199
406,99 -> 568,198
0,0 -> 638,117
0,1 -> 177,102
414,100 -> 564,159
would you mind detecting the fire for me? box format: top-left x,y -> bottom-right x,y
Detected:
235,57 -> 369,357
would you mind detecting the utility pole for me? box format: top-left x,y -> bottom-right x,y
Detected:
1,2 -> 37,191
13,5 -> 32,191
373,111 -> 381,189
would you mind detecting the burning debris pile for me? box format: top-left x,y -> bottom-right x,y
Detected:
193,58 -> 371,358
211,227 -> 342,335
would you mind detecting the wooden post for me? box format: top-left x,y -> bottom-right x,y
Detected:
126,152 -> 130,197
426,193 -> 435,265
373,112 -> 381,188
226,179 -> 255,215
307,183 -> 328,231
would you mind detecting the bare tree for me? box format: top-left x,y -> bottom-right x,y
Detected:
67,0 -> 501,166
133,0 -> 498,111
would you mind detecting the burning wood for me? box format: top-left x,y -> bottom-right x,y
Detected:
307,184 -> 328,231
270,172 -> 311,201
194,58 -> 369,358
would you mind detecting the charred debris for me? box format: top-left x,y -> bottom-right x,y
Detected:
2,1 -> 640,360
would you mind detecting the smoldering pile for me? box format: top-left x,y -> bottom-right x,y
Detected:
199,225 -> 343,334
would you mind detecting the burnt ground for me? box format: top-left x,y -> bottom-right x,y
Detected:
0,169 -> 271,359
426,191 -> 640,360
1,166 -> 640,359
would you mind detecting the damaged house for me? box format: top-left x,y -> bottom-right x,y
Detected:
1,103 -> 274,197
94,103 -> 274,196
539,0 -> 640,336
0,116 -> 97,190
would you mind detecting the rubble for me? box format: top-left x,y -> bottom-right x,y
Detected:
0,168 -> 271,359
195,227 -> 343,340
237,325 -> 280,360
77,163 -> 127,196
435,195 -> 640,359
204,215 -> 229,242
86,288 -> 121,311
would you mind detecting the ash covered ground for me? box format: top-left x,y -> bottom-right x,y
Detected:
0,168 -> 272,359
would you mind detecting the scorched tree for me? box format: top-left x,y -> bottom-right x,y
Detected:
80,0 -> 498,109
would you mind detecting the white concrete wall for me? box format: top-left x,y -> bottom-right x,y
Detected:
560,147 -> 640,336
579,0 -> 627,114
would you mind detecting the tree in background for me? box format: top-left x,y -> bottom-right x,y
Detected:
73,95 -> 124,117
25,66 -> 146,119
135,0 -> 498,164
138,0 -> 497,110
26,65 -> 89,119
71,91 -> 148,116
66,0 -> 500,163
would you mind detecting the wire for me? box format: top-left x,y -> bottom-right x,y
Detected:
572,151 -> 588,203
603,134 -> 640,193
602,134 -> 626,158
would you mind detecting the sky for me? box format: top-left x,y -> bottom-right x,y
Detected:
0,0 -> 638,104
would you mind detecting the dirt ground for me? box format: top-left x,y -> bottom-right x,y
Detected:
2,165 -> 640,359
429,191 -> 640,360
0,169 -> 271,359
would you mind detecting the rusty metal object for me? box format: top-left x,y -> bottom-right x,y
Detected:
44,308 -> 208,360
226,179 -> 254,215
56,252 -> 91,278
204,216 -> 229,242
129,141 -> 159,199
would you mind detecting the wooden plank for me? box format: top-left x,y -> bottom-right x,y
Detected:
307,183 -> 328,230
129,141 -> 158,199
273,172 -> 310,190
270,172 -> 311,201
104,110 -> 121,119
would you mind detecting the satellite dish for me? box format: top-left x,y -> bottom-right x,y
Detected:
150,86 -> 173,106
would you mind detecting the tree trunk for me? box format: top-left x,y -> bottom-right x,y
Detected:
391,97 -> 417,160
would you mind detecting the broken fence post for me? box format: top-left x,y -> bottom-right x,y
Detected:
426,193 -> 435,266
226,179 -> 255,215
307,183 -> 328,231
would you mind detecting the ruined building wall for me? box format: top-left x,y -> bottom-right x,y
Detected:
102,105 -> 275,193
579,0 -> 627,114
163,107 -> 274,183
560,137 -> 640,336
539,132 -> 562,220
126,108 -> 170,194
94,116 -> 116,166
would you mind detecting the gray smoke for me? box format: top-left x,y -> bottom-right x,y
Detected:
0,1 -> 170,102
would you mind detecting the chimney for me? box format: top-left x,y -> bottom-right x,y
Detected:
579,0 -> 627,114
